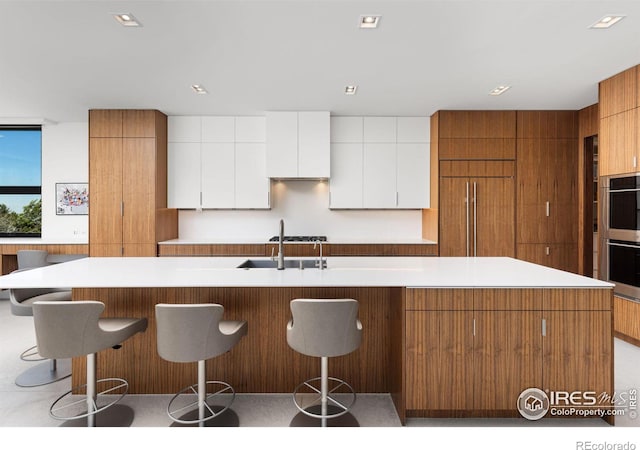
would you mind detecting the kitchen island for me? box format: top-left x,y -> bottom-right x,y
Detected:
0,256 -> 614,424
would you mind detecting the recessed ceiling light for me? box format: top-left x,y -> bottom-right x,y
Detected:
589,15 -> 625,29
113,13 -> 142,27
345,85 -> 358,95
359,15 -> 381,29
489,86 -> 511,96
191,84 -> 208,94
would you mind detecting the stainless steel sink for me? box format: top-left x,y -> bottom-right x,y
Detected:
236,259 -> 322,269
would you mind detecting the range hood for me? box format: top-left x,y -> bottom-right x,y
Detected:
266,111 -> 330,179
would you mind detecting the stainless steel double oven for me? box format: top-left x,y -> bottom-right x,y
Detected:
600,174 -> 640,301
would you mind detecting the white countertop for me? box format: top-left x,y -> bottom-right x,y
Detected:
0,256 -> 612,289
159,238 -> 437,245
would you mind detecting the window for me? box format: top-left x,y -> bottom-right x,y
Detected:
0,126 -> 42,237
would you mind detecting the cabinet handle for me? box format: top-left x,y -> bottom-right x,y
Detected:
634,156 -> 638,168
473,182 -> 477,257
121,201 -> 124,216
267,192 -> 270,208
545,201 -> 550,217
473,318 -> 476,337
542,318 -> 547,337
200,191 -> 203,207
466,182 -> 470,257
545,246 -> 550,256
396,191 -> 399,207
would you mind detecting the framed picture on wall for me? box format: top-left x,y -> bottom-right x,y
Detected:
56,183 -> 89,215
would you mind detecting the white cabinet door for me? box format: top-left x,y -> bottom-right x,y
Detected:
266,112 -> 298,178
397,143 -> 430,208
168,116 -> 201,142
167,142 -> 201,208
329,143 -> 363,208
201,117 -> 234,143
298,111 -> 330,178
236,143 -> 270,209
363,143 -> 397,208
397,117 -> 430,143
364,117 -> 396,143
235,117 -> 266,143
201,143 -> 235,208
330,116 -> 363,143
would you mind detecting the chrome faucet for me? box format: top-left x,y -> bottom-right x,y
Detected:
277,219 -> 285,270
314,239 -> 325,270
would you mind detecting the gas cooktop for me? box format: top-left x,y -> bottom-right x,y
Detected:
268,236 -> 327,242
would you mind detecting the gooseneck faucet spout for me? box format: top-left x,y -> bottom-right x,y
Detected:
277,219 -> 285,270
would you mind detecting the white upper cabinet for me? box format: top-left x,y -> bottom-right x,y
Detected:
329,143 -> 363,209
201,143 -> 235,208
329,116 -> 430,209
363,143 -> 397,208
364,117 -> 396,143
235,117 -> 266,143
397,143 -> 430,208
168,142 -> 201,208
168,116 -> 270,209
266,111 -> 330,178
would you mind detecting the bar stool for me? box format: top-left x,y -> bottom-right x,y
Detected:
287,298 -> 362,426
10,286 -> 73,386
17,249 -> 49,269
32,301 -> 148,427
155,303 -> 247,426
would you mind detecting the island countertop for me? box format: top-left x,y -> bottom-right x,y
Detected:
0,256 -> 613,289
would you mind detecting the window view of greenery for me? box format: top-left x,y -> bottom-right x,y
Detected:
0,127 -> 42,237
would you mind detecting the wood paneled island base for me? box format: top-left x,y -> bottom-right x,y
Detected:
70,285 -> 613,425
70,286 -> 405,395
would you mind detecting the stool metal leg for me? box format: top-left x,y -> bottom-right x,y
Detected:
198,360 -> 206,427
87,353 -> 96,427
321,357 -> 328,427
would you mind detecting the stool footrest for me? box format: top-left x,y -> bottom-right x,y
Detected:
167,380 -> 235,425
293,376 -> 356,419
49,377 -> 128,421
20,345 -> 45,362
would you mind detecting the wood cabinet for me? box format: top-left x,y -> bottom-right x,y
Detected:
329,116 -> 430,209
89,109 -> 177,257
405,288 -> 613,418
614,295 -> 640,345
439,162 -> 515,257
167,116 -> 270,209
599,109 -> 638,176
266,111 -> 330,178
516,111 -> 578,272
599,65 -> 638,119
435,111 -> 516,257
598,64 -> 640,176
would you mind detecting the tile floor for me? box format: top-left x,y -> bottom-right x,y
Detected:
0,295 -> 638,448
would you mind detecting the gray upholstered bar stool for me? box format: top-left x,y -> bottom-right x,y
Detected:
10,287 -> 72,386
287,298 -> 362,425
155,303 -> 248,426
32,301 -> 148,427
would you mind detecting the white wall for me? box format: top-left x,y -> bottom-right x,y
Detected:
41,122 -> 88,242
178,179 -> 422,241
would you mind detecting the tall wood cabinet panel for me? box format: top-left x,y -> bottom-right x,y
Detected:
516,111 -> 578,273
438,111 -> 516,138
89,109 -> 177,257
599,109 -> 638,176
599,65 -> 637,119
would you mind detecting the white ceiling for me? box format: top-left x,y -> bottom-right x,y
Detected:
1,0 -> 640,123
